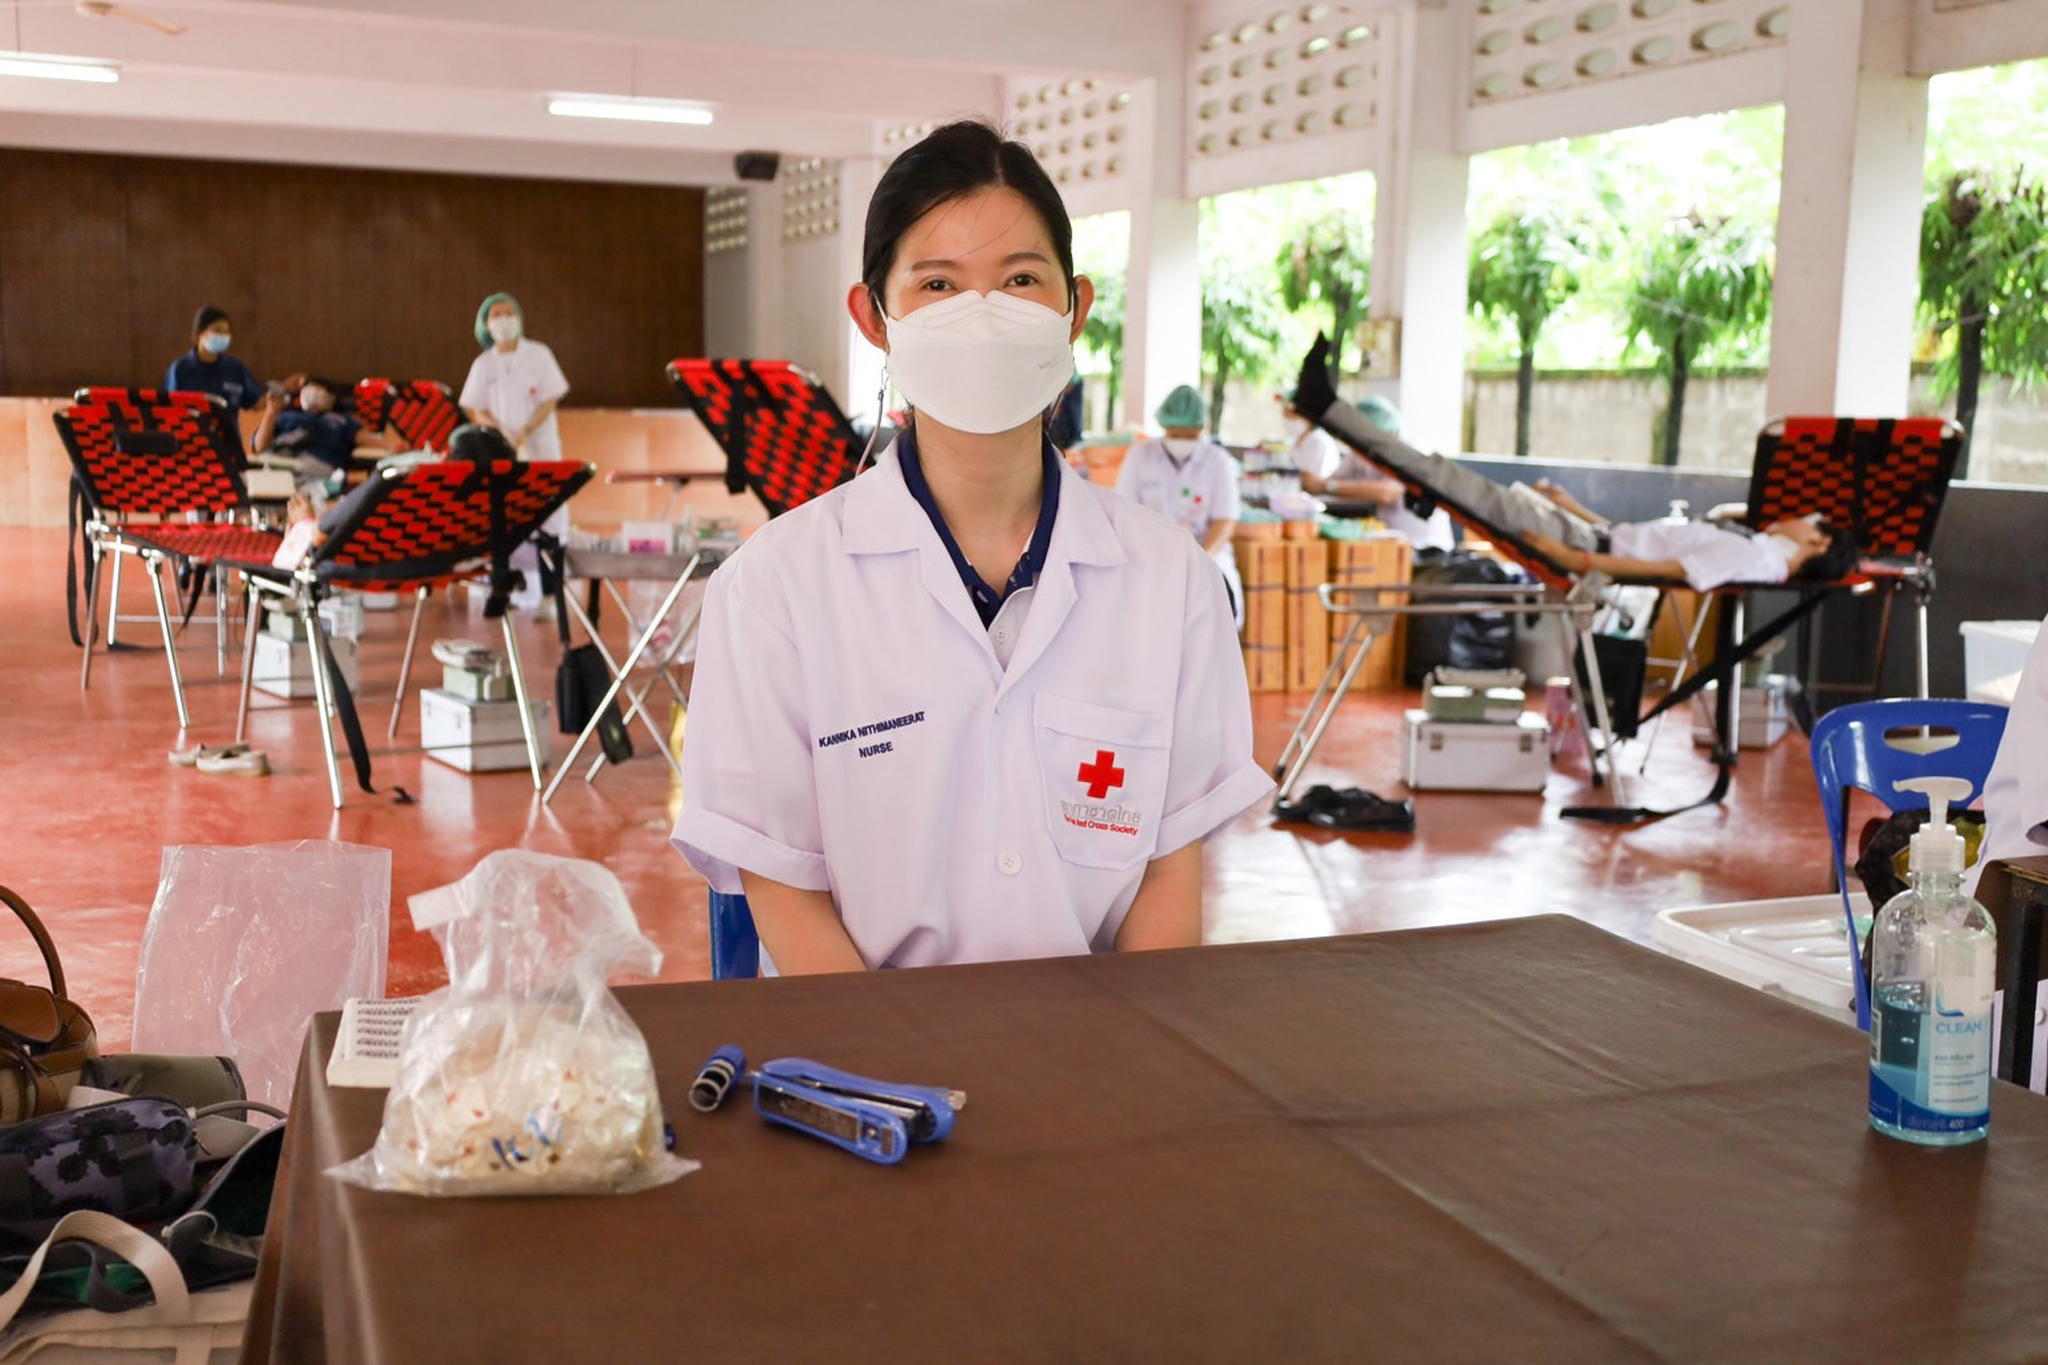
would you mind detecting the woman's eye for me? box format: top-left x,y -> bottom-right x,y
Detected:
1007,273 -> 1040,288
919,278 -> 954,292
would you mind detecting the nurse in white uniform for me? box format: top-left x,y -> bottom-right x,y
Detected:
671,120 -> 1272,974
1115,384 -> 1245,629
1299,397 -> 1453,553
459,292 -> 570,607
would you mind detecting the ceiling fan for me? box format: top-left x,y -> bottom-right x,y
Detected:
71,0 -> 184,35
7,0 -> 186,38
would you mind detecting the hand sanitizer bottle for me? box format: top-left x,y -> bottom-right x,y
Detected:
1867,776 -> 1995,1145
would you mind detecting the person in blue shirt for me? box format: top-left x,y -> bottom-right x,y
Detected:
164,305 -> 266,416
250,377 -> 402,488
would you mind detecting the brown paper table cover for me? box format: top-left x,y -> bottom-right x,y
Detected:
243,915 -> 2048,1364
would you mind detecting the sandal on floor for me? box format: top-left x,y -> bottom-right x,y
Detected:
168,744 -> 238,767
194,745 -> 270,777
1275,784 -> 1416,834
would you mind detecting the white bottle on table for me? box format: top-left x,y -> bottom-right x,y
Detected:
1867,776 -> 1995,1146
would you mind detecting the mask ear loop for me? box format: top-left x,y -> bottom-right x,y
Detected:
855,361 -> 889,475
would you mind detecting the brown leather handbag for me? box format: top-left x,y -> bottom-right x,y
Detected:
0,886 -> 98,1122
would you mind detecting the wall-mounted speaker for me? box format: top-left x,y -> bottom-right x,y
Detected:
734,151 -> 781,182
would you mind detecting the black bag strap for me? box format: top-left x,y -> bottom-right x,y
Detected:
63,478 -> 94,650
316,626 -> 377,795
545,534 -> 572,649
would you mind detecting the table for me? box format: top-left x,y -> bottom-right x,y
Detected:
243,916 -> 2048,1364
602,468 -> 720,521
541,546 -> 715,803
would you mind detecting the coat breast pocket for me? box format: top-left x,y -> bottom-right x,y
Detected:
1033,694 -> 1171,871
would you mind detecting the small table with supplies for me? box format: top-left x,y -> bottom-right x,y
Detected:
542,545 -> 721,804
244,915 -> 2048,1364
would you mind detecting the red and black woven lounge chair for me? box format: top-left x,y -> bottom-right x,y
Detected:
229,457 -> 592,808
54,387 -> 284,730
354,378 -> 465,454
665,358 -> 863,518
1293,338 -> 1962,823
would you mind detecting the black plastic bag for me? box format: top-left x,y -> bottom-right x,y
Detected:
1403,550 -> 1522,686
1575,633 -> 1647,740
556,644 -> 633,765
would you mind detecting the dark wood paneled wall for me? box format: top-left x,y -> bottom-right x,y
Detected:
0,149 -> 704,408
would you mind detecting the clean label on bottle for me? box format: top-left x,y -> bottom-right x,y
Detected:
1870,947 -> 1993,1135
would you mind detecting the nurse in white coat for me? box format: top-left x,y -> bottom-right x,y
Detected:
1300,397 -> 1453,552
459,292 -> 570,608
1114,384 -> 1245,629
671,121 -> 1272,974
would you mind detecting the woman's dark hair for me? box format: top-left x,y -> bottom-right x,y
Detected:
859,120 -> 1075,317
1794,521 -> 1860,582
448,423 -> 517,464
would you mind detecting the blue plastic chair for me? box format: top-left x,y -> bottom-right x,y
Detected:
709,890 -> 760,980
1807,698 -> 2010,1029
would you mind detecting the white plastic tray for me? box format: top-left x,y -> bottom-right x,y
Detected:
1653,892 -> 1868,1022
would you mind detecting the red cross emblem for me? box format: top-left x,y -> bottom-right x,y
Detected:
1076,749 -> 1125,799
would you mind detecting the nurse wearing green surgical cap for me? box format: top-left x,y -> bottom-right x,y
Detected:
457,292 -> 569,462
1113,384 -> 1245,628
1300,395 -> 1453,552
458,291 -> 572,608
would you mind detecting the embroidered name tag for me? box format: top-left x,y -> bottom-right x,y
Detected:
817,710 -> 926,758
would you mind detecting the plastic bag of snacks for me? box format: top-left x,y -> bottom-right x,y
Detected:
329,851 -> 694,1196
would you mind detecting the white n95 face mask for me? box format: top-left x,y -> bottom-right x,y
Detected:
487,316 -> 522,345
1162,437 -> 1199,458
884,290 -> 1074,435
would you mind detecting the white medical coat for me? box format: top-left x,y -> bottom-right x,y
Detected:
671,444 -> 1273,970
458,338 -> 569,462
1608,521 -> 1790,591
1113,437 -> 1245,627
1966,612 -> 2048,899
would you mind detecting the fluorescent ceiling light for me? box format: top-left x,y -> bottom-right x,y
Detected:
548,95 -> 713,126
0,53 -> 119,83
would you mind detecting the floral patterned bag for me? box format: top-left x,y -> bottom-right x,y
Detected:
0,1099 -> 195,1241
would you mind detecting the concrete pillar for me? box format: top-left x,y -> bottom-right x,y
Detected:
1370,3 -> 1471,456
743,156 -> 883,415
1122,194 -> 1202,432
1118,71 -> 1203,433
743,178 -> 785,361
1764,0 -> 1926,417
703,189 -> 757,359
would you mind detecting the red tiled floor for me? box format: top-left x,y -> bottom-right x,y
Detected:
0,527 -> 1845,1048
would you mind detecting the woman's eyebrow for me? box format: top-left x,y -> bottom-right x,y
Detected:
903,250 -> 1052,273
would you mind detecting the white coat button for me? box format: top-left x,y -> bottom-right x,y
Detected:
998,851 -> 1022,876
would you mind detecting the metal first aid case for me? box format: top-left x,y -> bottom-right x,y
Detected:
419,689 -> 548,772
1402,710 -> 1549,792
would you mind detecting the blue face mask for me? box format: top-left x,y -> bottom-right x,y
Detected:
200,332 -> 231,356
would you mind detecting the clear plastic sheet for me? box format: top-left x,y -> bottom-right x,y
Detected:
329,850 -> 695,1197
132,840 -> 390,1109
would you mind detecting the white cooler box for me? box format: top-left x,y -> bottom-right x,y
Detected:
419,688 -> 548,772
1402,710 -> 1549,792
1691,676 -> 1791,750
1960,619 -> 2040,703
251,630 -> 358,699
1654,893 -> 1864,1022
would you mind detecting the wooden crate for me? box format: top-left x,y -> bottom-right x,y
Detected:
1325,537 -> 1413,691
1239,541 -> 1289,694
1283,540 -> 1330,693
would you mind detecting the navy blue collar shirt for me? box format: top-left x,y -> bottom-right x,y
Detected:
164,348 -> 262,412
896,426 -> 1061,628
